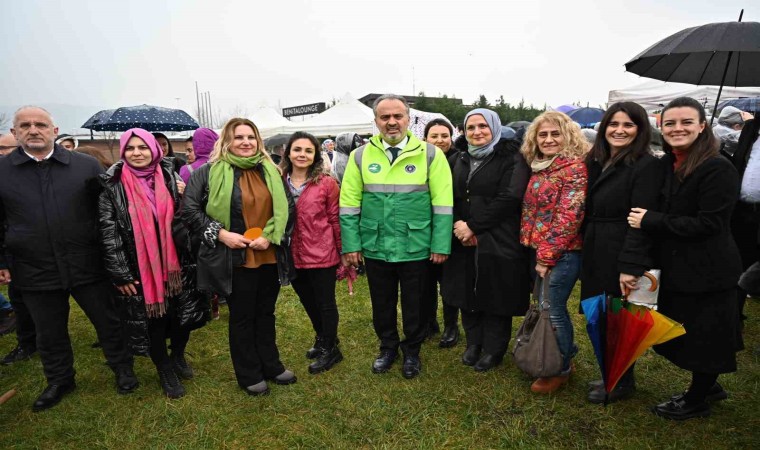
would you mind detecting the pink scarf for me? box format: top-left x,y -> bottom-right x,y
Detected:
119,129 -> 182,317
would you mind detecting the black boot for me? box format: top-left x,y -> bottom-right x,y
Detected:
306,336 -> 323,359
171,352 -> 194,380
157,365 -> 186,399
309,337 -> 343,374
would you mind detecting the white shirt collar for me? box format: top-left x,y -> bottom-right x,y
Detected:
24,147 -> 55,162
382,136 -> 408,150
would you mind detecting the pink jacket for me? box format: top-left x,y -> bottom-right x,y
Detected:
290,175 -> 342,269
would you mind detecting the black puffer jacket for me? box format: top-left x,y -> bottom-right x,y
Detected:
98,159 -> 208,356
181,162 -> 296,297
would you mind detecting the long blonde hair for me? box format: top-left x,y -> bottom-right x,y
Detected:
520,111 -> 590,164
209,118 -> 280,173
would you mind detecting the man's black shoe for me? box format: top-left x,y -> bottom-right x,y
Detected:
461,345 -> 482,366
1,346 -> 36,365
438,326 -> 459,348
372,350 -> 397,373
115,366 -> 139,394
652,398 -> 710,421
588,382 -> 636,404
473,353 -> 502,372
401,355 -> 421,379
32,382 -> 76,412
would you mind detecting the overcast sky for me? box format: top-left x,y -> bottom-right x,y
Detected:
1,0 -> 756,133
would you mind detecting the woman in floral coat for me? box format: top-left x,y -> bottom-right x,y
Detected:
520,111 -> 589,394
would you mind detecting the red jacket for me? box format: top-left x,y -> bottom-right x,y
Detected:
520,156 -> 587,266
290,175 -> 342,269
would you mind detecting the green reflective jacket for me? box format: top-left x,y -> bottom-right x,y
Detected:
339,131 -> 453,262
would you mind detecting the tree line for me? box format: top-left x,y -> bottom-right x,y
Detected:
413,93 -> 546,128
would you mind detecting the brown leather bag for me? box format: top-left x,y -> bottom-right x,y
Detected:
512,274 -> 563,378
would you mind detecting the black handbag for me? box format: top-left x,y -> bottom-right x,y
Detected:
512,274 -> 563,378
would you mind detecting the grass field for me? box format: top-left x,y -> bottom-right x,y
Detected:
0,280 -> 758,449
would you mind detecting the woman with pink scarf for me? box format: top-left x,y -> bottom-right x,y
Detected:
98,128 -> 196,399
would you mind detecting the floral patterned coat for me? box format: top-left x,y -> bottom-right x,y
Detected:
520,156 -> 588,266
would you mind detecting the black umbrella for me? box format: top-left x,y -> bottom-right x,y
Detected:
624,10 -> 760,124
506,121 -> 531,129
81,104 -> 199,132
264,133 -> 292,148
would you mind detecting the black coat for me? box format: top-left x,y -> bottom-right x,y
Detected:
732,118 -> 760,178
98,159 -> 208,356
580,153 -> 666,300
0,145 -> 106,290
729,118 -> 760,267
441,139 -> 531,316
641,155 -> 742,292
182,162 -> 296,297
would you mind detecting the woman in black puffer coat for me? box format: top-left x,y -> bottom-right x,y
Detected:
98,128 -> 207,399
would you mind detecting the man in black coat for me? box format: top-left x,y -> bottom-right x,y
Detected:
0,106 -> 137,411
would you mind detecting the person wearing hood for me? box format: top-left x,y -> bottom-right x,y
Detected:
442,109 -> 531,372
98,129 -> 201,399
713,106 -> 754,157
180,128 -> 219,184
55,134 -> 79,150
332,132 -> 364,184
321,138 -> 335,163
520,111 -> 589,394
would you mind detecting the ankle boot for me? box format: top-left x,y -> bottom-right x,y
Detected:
306,336 -> 323,359
309,338 -> 343,374
157,365 -> 186,399
171,352 -> 194,380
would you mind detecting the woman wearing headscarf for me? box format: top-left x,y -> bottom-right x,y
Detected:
581,102 -> 665,403
180,128 -> 219,183
441,109 -> 531,372
98,129 -> 196,398
321,138 -> 335,163
520,111 -> 589,394
182,118 -> 296,397
332,132 -> 364,184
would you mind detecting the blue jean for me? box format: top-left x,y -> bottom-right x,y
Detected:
0,292 -> 11,312
533,250 -> 581,374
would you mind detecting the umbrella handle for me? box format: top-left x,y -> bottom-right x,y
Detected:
623,271 -> 659,298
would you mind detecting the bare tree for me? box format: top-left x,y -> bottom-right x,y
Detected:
216,105 -> 250,128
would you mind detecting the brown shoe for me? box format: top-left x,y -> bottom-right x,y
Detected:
531,375 -> 569,394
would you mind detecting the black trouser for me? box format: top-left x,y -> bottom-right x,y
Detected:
20,279 -> 133,385
147,312 -> 191,369
426,263 -> 459,329
291,265 -> 339,341
8,284 -> 37,351
226,265 -> 284,387
365,258 -> 429,357
461,310 -> 512,357
731,201 -> 760,319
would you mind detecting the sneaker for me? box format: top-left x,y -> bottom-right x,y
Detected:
1,346 -> 36,365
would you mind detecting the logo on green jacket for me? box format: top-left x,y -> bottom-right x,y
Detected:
368,163 -> 381,173
405,164 -> 416,173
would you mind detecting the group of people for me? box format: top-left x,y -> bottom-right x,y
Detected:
0,93 -> 755,422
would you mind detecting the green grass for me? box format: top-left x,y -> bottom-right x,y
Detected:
0,280 -> 758,449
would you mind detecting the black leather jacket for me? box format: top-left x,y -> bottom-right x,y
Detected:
181,162 -> 296,297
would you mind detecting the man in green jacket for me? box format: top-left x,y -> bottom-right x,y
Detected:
340,94 -> 453,379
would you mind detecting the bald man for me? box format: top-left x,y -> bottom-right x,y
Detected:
0,106 -> 137,411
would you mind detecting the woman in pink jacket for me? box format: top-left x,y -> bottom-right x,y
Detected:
280,131 -> 344,374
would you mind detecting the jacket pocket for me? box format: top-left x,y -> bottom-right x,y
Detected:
407,220 -> 431,253
359,217 -> 379,252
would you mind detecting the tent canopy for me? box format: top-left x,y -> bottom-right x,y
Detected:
285,93 -> 375,137
608,79 -> 760,113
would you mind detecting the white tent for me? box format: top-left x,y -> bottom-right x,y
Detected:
285,93 -> 375,137
377,108 -> 453,140
608,80 -> 760,113
248,106 -> 293,138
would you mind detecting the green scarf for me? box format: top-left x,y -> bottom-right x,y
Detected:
206,152 -> 289,245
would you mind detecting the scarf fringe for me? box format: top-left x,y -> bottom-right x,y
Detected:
146,302 -> 167,319
166,271 -> 183,298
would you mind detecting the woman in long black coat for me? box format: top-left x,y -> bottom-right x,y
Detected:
628,97 -> 742,421
441,108 -> 531,372
580,102 -> 666,403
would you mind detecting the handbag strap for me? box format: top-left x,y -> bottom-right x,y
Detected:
532,273 -> 552,310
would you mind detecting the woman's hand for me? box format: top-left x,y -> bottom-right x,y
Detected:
619,273 -> 640,295
249,237 -> 270,251
116,280 -> 140,296
218,229 -> 252,249
535,263 -> 551,278
344,252 -> 363,267
176,179 -> 186,195
454,221 -> 474,242
628,208 -> 647,229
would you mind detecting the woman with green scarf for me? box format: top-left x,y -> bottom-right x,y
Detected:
182,118 -> 296,397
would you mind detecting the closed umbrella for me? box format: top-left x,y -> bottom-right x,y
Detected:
625,11 -> 760,123
81,104 -> 199,132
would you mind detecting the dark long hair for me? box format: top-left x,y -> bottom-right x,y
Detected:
280,131 -> 327,183
661,97 -> 719,180
152,132 -> 174,156
587,102 -> 651,167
